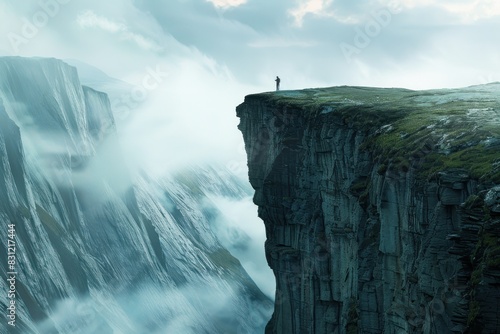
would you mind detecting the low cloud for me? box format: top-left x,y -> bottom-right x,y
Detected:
36,281 -> 269,334
289,0 -> 335,26
116,56 -> 255,177
207,0 -> 248,9
437,0 -> 500,22
76,10 -> 163,52
207,195 -> 276,299
77,10 -> 125,33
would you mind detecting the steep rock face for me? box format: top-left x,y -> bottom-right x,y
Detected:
237,86 -> 500,333
0,57 -> 272,333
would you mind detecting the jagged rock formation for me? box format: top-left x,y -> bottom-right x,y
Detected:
0,57 -> 272,333
237,86 -> 500,333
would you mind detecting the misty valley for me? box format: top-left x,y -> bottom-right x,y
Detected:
0,57 -> 273,333
2,56 -> 500,334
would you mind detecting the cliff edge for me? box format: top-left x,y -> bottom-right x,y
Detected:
237,85 -> 500,333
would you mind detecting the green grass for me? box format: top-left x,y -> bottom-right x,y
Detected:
468,300 -> 480,326
249,84 -> 500,182
462,194 -> 483,210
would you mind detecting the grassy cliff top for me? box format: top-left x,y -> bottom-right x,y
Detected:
246,84 -> 500,183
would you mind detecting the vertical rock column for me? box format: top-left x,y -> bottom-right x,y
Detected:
237,93 -> 499,334
238,96 -> 364,333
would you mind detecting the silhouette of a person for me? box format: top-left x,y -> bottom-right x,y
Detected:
275,76 -> 281,91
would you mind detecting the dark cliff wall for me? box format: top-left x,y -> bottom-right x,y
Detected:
237,86 -> 500,334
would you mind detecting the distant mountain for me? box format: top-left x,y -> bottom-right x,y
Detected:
63,58 -> 135,126
63,58 -> 132,94
0,57 -> 272,333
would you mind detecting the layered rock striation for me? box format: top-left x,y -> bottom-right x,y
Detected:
0,57 -> 272,333
237,85 -> 500,333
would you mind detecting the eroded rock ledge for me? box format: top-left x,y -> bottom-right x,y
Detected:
237,85 -> 500,334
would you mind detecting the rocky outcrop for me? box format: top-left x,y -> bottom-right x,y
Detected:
237,85 -> 500,333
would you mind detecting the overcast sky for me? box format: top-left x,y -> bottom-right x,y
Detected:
1,0 -> 499,91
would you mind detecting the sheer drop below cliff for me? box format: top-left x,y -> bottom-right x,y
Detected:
0,57 -> 272,333
237,85 -> 500,334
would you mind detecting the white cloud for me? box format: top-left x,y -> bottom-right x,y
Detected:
289,0 -> 335,26
207,0 -> 247,9
380,0 -> 500,22
35,281 -> 266,333
248,36 -> 317,48
77,10 -> 125,32
291,0 -> 500,26
116,55 -> 257,177
208,195 -> 275,298
438,0 -> 500,22
76,10 -> 163,51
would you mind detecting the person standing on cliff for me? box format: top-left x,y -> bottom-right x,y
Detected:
275,76 -> 280,91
